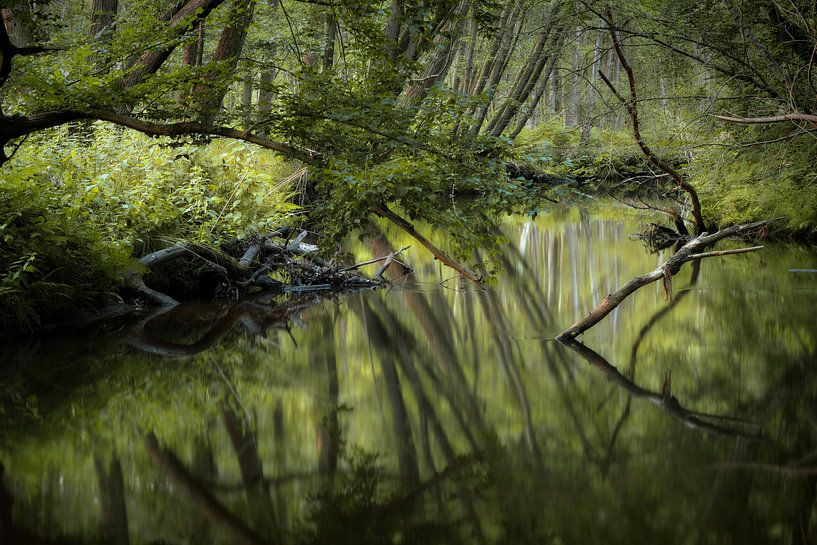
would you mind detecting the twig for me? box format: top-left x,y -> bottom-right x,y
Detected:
340,245 -> 411,272
687,246 -> 764,260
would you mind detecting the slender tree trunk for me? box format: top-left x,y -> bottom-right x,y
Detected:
384,0 -> 404,59
256,0 -> 279,125
399,0 -> 469,111
322,13 -> 336,72
468,2 -> 523,133
509,54 -> 560,137
565,25 -> 581,127
579,29 -> 604,145
184,21 -> 205,67
462,15 -> 478,93
241,73 -> 253,126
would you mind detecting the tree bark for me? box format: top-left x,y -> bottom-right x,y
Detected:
1,3 -> 34,48
119,0 -> 227,90
90,0 -> 118,39
193,0 -> 256,121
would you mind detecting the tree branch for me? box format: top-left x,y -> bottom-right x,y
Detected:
600,8 -> 706,235
0,110 -> 320,165
556,220 -> 773,340
373,204 -> 484,287
713,113 -> 817,125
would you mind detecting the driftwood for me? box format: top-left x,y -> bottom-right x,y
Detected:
128,230 -> 391,308
556,220 -> 772,340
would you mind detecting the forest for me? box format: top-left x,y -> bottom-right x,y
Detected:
1,0 -> 816,543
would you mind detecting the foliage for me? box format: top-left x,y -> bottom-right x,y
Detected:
0,125 -> 301,329
688,131 -> 817,236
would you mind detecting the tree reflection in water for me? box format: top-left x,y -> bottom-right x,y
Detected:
1,208 -> 816,544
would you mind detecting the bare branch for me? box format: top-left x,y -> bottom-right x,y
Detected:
714,113 -> 817,125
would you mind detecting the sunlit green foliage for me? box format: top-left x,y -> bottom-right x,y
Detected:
0,125 -> 300,329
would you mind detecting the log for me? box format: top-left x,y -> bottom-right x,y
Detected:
239,243 -> 261,267
556,220 -> 772,340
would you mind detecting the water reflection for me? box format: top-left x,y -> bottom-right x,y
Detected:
1,204 -> 817,544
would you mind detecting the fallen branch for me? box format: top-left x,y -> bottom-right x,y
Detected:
556,220 -> 771,340
713,113 -> 817,125
375,253 -> 396,280
340,245 -> 411,272
374,204 -> 484,287
239,243 -> 262,267
688,246 -> 763,260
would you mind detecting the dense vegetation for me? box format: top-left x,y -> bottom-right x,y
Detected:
1,0 -> 816,328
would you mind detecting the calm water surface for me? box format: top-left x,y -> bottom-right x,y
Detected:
2,203 -> 817,544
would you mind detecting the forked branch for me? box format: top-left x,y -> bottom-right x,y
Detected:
556,220 -> 772,340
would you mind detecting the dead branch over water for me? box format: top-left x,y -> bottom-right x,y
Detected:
556,220 -> 772,340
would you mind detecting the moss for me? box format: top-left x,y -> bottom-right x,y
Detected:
688,131 -> 817,237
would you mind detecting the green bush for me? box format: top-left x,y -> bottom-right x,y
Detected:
0,124 -> 302,330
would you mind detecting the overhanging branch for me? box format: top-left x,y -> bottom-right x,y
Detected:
0,110 -> 321,165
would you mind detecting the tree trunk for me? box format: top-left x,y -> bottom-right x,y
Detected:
119,0 -> 226,91
565,25 -> 582,127
1,3 -> 35,48
399,0 -> 469,112
485,0 -> 568,136
322,13 -> 336,72
468,3 -> 523,133
193,0 -> 256,121
509,54 -> 559,137
241,73 -> 253,126
183,21 -> 205,67
90,0 -> 118,39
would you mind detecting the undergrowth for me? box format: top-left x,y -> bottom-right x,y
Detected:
0,124 -> 301,330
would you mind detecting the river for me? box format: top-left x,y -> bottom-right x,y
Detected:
2,202 -> 816,544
